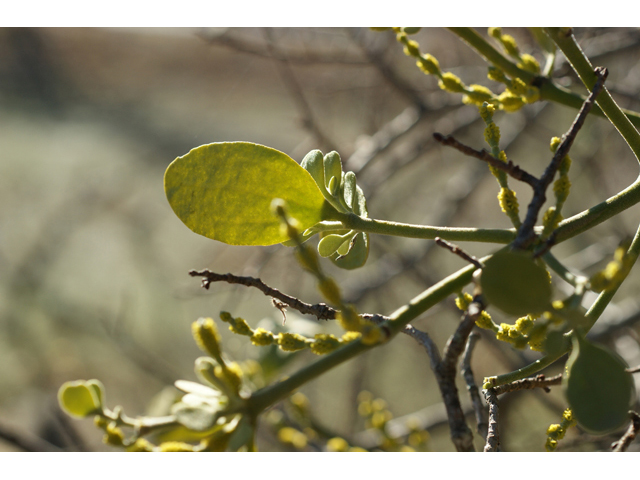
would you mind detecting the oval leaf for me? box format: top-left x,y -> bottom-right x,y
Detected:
164,142 -> 329,246
329,231 -> 370,270
564,335 -> 635,434
480,250 -> 552,316
58,381 -> 102,418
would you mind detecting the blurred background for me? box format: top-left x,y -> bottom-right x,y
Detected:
2,27 -> 640,452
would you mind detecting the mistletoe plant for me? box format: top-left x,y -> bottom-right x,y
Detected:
59,28 -> 640,452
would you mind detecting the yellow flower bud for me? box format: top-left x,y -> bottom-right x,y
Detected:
192,317 -> 223,362
277,332 -> 309,352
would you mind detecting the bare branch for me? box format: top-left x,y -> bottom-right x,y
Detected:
461,333 -> 488,439
403,323 -> 442,368
493,373 -> 563,395
433,132 -> 539,187
483,388 -> 500,452
612,411 -> 640,451
483,373 -> 564,452
626,365 -> 640,374
435,237 -> 484,269
513,66 -> 608,249
189,269 -> 336,320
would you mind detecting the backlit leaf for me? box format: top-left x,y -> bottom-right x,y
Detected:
164,142 -> 331,246
480,250 -> 552,316
564,334 -> 635,434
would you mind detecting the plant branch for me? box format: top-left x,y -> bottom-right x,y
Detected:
433,132 -> 539,187
189,270 -> 337,320
461,333 -> 488,440
435,237 -> 484,269
447,27 -> 640,129
483,373 -> 563,452
338,212 -> 516,244
433,299 -> 484,452
492,373 -> 563,395
546,28 -> 640,163
513,66 -> 607,249
611,411 -> 640,452
483,388 -> 500,452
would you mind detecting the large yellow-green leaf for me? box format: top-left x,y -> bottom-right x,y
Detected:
164,142 -> 329,246
564,335 -> 635,434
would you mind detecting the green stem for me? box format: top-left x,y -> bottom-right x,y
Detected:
448,27 -> 640,129
339,212 -> 516,244
246,261 -> 478,414
546,28 -> 640,163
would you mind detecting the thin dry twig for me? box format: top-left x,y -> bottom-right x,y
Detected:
611,411 -> 640,451
433,132 -> 539,187
513,66 -> 608,249
435,237 -> 484,269
484,373 -> 564,452
461,333 -> 488,439
493,373 -> 563,395
190,269 -> 336,320
626,365 -> 640,374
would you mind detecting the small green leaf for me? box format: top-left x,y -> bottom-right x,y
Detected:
300,150 -> 327,196
317,232 -> 353,257
58,380 -> 102,418
480,250 -> 552,316
329,231 -> 370,270
323,151 -> 343,192
164,142 -> 331,246
341,171 -> 357,211
564,335 -> 635,434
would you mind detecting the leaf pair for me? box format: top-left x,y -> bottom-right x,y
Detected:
300,149 -> 370,269
164,142 -> 370,268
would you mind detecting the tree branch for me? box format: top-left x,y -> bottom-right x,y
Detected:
513,66 -> 608,249
433,132 -> 539,188
461,333 -> 488,439
611,411 -> 640,452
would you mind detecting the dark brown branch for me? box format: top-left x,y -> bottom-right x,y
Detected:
611,411 -> 640,452
435,237 -> 484,269
461,333 -> 488,439
189,269 -> 389,327
626,365 -> 640,374
189,269 -> 336,320
433,299 -> 484,452
403,324 -> 442,368
433,132 -> 539,187
513,66 -> 608,249
493,373 -> 563,395
483,388 -> 500,452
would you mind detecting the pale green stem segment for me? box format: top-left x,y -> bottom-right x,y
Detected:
336,212 -> 516,244
246,261 -> 479,415
447,27 -> 640,129
545,28 -> 640,164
